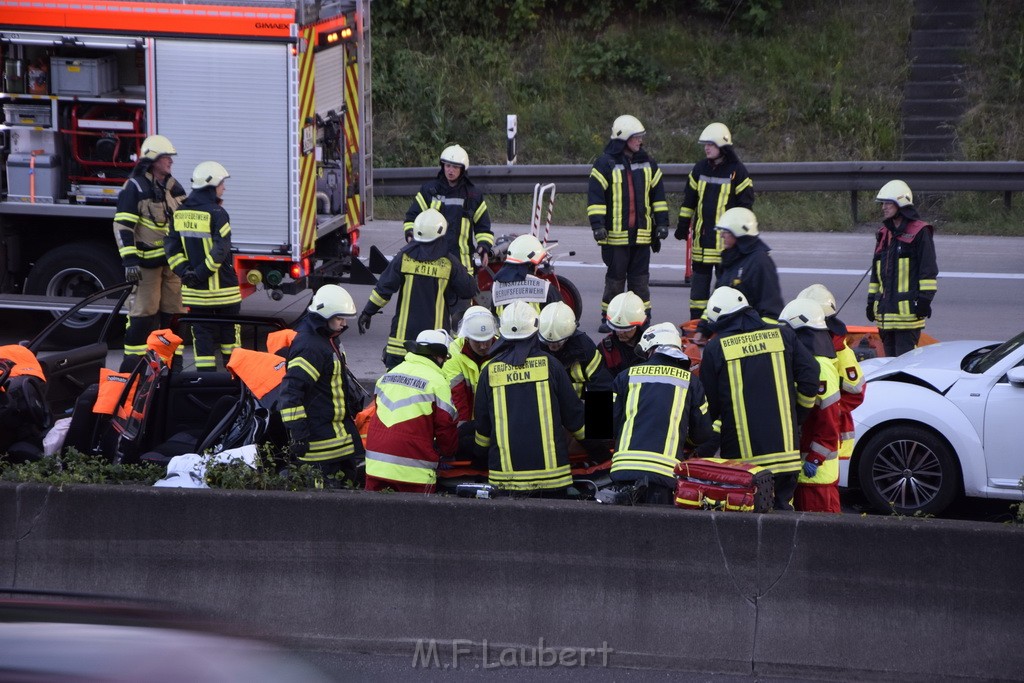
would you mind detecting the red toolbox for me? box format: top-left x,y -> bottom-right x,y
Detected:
674,457 -> 775,513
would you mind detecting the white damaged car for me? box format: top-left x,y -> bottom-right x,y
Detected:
842,334 -> 1024,516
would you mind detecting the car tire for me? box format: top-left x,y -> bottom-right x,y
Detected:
857,424 -> 960,516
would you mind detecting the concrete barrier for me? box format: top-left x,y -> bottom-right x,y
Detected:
1,482 -> 1022,679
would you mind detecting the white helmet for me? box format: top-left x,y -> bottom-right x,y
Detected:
715,207 -> 759,237
191,161 -> 230,189
797,284 -> 837,318
876,179 -> 913,208
699,122 -> 732,148
538,302 -> 577,343
499,300 -> 539,340
781,298 -> 828,331
440,144 -> 469,170
140,134 -> 176,161
611,115 -> 645,141
459,306 -> 498,342
413,208 -> 448,243
638,322 -> 682,355
606,291 -> 646,331
505,234 -> 547,265
405,328 -> 453,359
308,284 -> 356,318
705,286 -> 749,323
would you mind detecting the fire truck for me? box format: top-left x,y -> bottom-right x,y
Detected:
0,0 -> 374,340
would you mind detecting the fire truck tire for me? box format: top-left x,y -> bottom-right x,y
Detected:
24,242 -> 124,344
553,275 -> 582,322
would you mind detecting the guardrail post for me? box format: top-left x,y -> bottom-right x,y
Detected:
506,115 -> 517,166
1005,191 -> 1012,211
850,190 -> 859,224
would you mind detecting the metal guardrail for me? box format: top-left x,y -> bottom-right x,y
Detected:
374,161 -> 1024,222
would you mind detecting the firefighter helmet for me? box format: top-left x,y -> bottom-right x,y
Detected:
499,300 -> 539,340
797,284 -> 838,317
191,161 -> 230,190
638,322 -> 682,355
705,286 -> 749,323
715,207 -> 759,237
459,306 -> 498,342
412,208 -> 448,243
781,298 -> 828,331
876,179 -> 913,207
406,329 -> 453,359
505,234 -> 547,265
538,302 -> 577,343
606,291 -> 646,331
140,134 -> 176,161
611,115 -> 645,141
308,284 -> 356,318
698,122 -> 732,148
440,144 -> 469,171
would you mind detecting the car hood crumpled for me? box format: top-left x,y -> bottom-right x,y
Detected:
862,340 -> 999,392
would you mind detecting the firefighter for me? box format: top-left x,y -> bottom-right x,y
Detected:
598,290 -> 649,378
404,144 -> 493,327
587,115 -> 669,332
358,208 -> 476,370
278,284 -> 365,486
867,180 -> 939,357
489,234 -> 562,317
114,134 -> 187,371
699,287 -> 819,510
442,305 -> 499,465
714,207 -> 783,322
798,283 -> 866,464
538,301 -> 612,397
364,329 -> 459,494
675,122 -> 755,321
164,161 -> 240,372
779,298 -> 842,513
474,300 -> 585,497
611,322 -> 717,504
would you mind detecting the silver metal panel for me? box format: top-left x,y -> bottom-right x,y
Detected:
314,44 -> 344,120
153,39 -> 292,254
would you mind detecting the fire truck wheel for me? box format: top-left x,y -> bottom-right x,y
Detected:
24,242 -> 124,345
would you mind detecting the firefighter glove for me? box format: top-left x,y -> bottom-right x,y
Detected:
287,438 -> 309,462
802,460 -> 818,478
656,226 -> 669,241
357,311 -> 373,335
674,223 -> 688,241
592,226 -> 608,242
865,302 -> 875,322
124,265 -> 142,283
181,269 -> 202,289
915,299 -> 932,318
404,228 -> 414,243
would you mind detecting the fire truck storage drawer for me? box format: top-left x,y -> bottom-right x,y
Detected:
49,56 -> 117,96
2,104 -> 52,127
6,153 -> 63,203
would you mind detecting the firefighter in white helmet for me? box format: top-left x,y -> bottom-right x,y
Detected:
699,287 -> 820,511
539,302 -> 613,398
780,297 -> 842,513
489,234 -> 563,318
587,115 -> 669,332
277,283 -> 365,487
598,290 -> 649,378
675,122 -> 755,322
441,305 -> 500,467
610,321 -> 717,504
473,300 -> 585,496
165,161 -> 241,372
114,134 -> 187,370
868,179 -> 938,356
403,144 -> 493,327
357,208 -> 475,370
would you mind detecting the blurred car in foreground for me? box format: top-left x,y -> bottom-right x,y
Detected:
842,333 -> 1024,516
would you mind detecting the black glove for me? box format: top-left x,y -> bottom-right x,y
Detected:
865,302 -> 875,322
674,223 -> 688,241
181,269 -> 202,288
592,227 -> 608,242
124,265 -> 142,283
287,437 -> 308,462
915,299 -> 932,318
475,244 -> 490,258
656,226 -> 669,241
404,228 -> 414,243
357,311 -> 373,334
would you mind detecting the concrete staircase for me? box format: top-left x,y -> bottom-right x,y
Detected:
902,0 -> 982,160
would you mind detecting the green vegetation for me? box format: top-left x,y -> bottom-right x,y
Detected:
0,449 -> 164,486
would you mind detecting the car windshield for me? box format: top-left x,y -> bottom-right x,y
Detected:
966,330 -> 1024,374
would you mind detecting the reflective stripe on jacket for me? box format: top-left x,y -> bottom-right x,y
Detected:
797,356 -> 842,486
587,140 -> 669,246
677,156 -> 754,265
404,173 -> 494,271
868,218 -> 938,331
114,170 -> 186,268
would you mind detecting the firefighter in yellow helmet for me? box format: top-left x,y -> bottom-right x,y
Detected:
115,134 -> 187,370
587,115 -> 669,332
474,300 -> 585,497
868,180 -> 938,356
358,208 -> 476,370
675,122 -> 755,321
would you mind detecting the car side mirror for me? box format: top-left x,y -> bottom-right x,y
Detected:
1007,367 -> 1024,387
